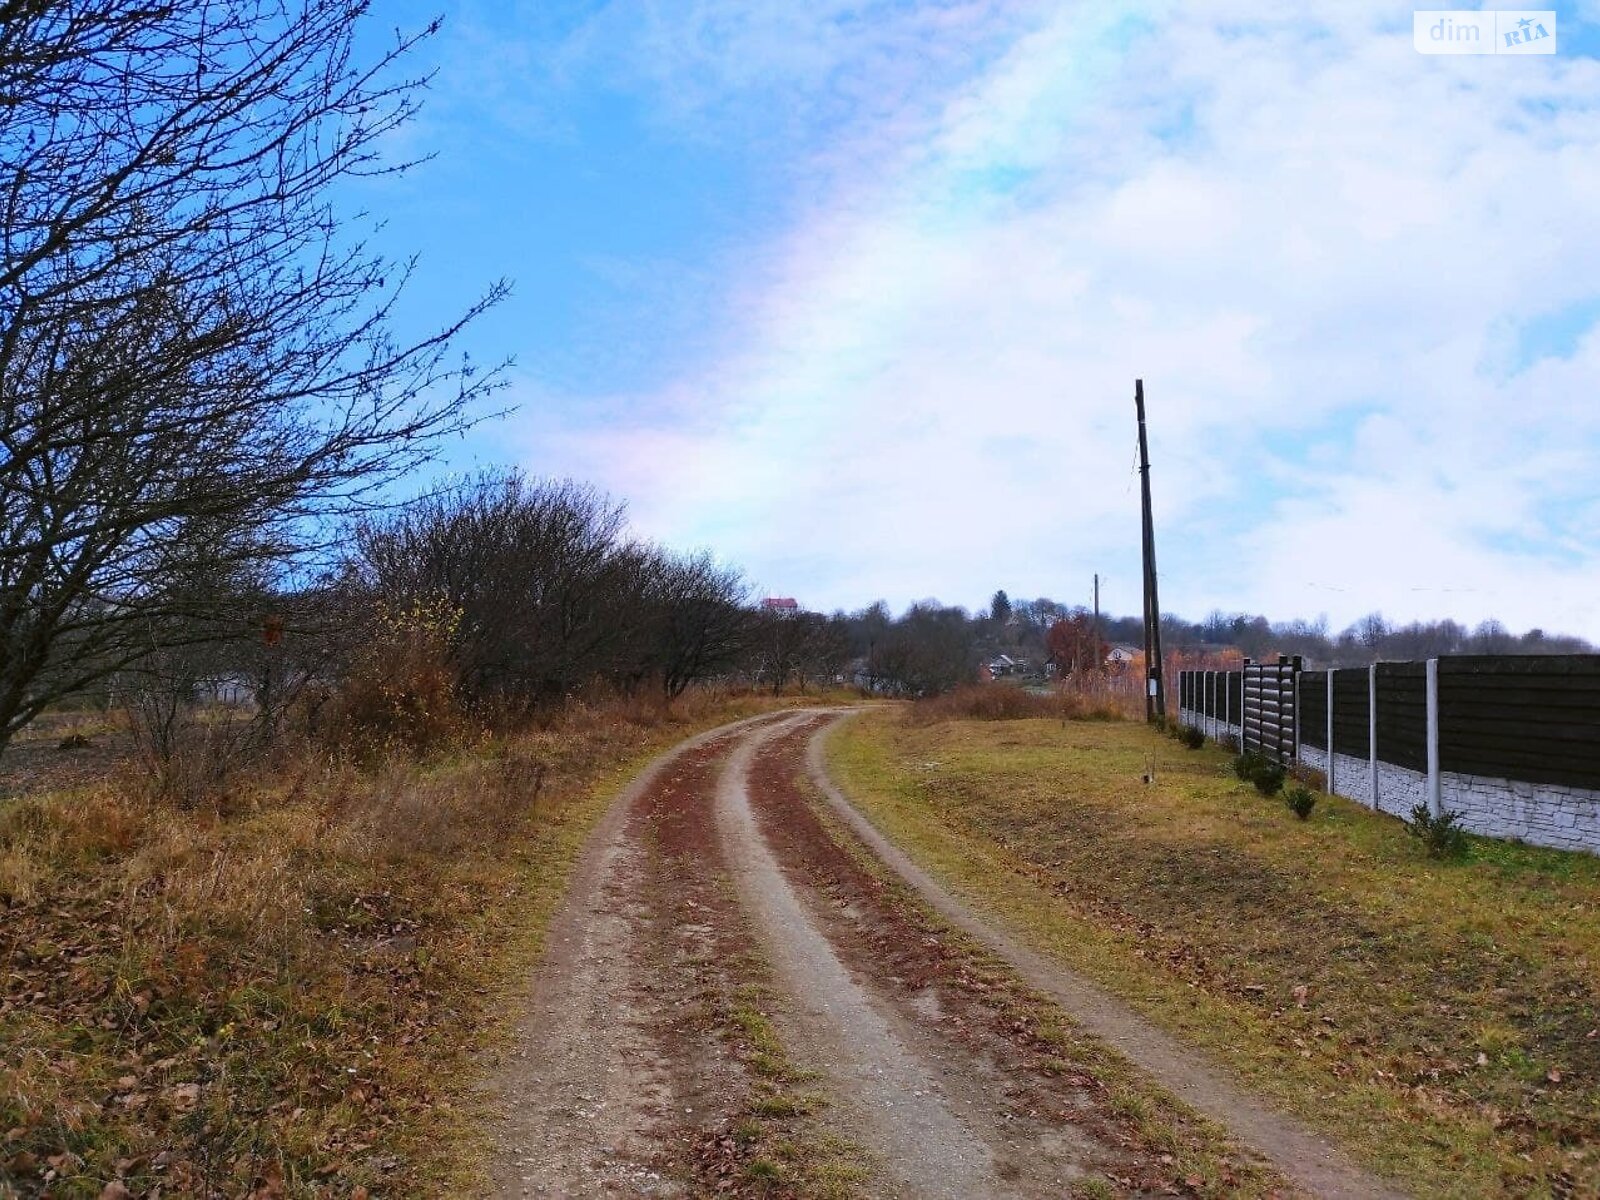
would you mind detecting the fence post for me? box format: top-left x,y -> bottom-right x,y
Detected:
1240,659 -> 1249,754
1326,670 -> 1336,796
1286,668 -> 1299,761
1426,657 -> 1441,818
1290,655 -> 1303,763
1235,669 -> 1242,746
1368,663 -> 1379,811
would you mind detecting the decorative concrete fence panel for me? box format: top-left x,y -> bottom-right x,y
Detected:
1184,655 -> 1600,855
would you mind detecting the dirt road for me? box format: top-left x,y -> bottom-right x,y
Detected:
489,711 -> 1401,1198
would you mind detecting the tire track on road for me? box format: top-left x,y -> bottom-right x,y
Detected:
491,712 -> 795,1199
713,715 -> 1011,1200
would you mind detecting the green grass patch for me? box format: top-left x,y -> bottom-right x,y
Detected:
715,983 -> 869,1198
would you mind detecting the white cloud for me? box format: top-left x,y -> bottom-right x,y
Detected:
516,0 -> 1600,636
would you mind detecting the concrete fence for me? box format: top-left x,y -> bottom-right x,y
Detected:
1178,655 -> 1600,855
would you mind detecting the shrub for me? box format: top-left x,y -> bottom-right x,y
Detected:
1285,784 -> 1317,820
1179,725 -> 1205,750
1407,804 -> 1470,859
1232,751 -> 1266,781
1251,762 -> 1287,796
1232,749 -> 1286,795
322,598 -> 466,759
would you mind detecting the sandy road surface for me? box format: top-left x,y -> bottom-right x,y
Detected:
490,710 -> 1401,1198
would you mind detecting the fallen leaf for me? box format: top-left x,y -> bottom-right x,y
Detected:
249,1158 -> 286,1199
169,1082 -> 201,1112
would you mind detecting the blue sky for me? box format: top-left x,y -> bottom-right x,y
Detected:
353,1 -> 1600,638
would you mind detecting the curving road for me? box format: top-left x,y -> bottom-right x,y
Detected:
489,710 -> 1402,1199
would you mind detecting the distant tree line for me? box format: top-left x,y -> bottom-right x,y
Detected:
1165,610 -> 1594,667
927,595 -> 1595,675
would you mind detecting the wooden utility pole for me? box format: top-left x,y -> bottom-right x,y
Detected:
1092,573 -> 1102,683
1136,380 -> 1166,721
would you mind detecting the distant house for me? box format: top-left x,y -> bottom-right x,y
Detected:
985,653 -> 1021,678
761,597 -> 800,613
1105,644 -> 1139,666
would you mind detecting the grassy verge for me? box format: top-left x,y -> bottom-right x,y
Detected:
0,690 -> 834,1198
827,708 -> 1600,1199
710,976 -> 871,1198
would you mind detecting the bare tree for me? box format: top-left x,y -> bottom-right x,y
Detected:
757,609 -> 852,692
0,1 -> 505,753
858,602 -> 977,696
641,551 -> 751,699
354,475 -> 755,708
354,474 -> 627,710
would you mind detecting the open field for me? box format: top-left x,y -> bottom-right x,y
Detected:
0,690 -> 837,1199
827,708 -> 1600,1199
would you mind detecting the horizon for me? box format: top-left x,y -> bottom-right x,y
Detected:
757,589 -> 1598,652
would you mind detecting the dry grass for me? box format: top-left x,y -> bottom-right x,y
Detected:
829,709 -> 1600,1199
0,687 -> 817,1198
911,683 -> 1138,724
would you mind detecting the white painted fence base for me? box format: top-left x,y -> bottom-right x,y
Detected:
1177,707 -> 1241,747
1180,659 -> 1600,856
1290,741 -> 1600,854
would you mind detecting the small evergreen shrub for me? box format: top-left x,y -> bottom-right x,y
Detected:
1407,804 -> 1470,859
1251,762 -> 1287,796
1179,724 -> 1205,749
1285,784 -> 1317,820
1231,749 -> 1286,795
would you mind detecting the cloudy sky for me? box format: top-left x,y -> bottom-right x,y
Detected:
363,1 -> 1600,637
